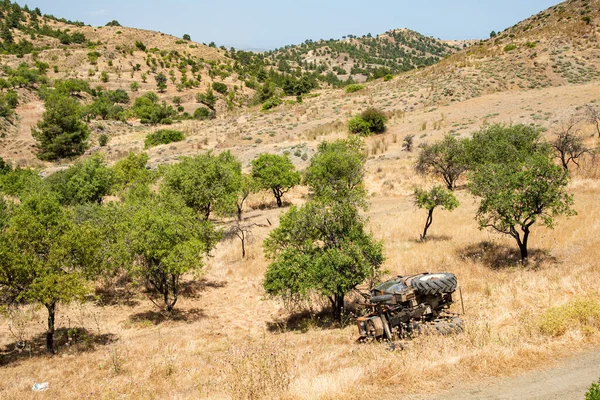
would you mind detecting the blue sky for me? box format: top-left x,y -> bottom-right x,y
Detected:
24,0 -> 561,50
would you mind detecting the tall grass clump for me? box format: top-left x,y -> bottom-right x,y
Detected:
539,298 -> 600,337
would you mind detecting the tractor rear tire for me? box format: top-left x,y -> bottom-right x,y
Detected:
411,273 -> 457,295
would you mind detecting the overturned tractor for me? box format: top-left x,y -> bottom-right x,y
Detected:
357,272 -> 462,341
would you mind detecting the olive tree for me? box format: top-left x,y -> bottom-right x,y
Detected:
304,137 -> 366,205
263,137 -> 383,321
124,193 -> 220,311
469,154 -> 575,262
0,191 -> 104,352
414,185 -> 459,241
252,153 -> 301,208
415,134 -> 468,190
263,201 -> 384,321
47,154 -> 114,205
163,151 -> 242,219
235,174 -> 258,221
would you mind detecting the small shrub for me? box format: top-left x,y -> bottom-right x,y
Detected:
262,98 -> 282,111
212,82 -> 228,95
539,298 -> 600,337
348,107 -> 387,136
144,129 -> 185,148
586,378 -> 600,400
99,134 -> 109,147
402,134 -> 414,152
345,84 -> 364,93
383,74 -> 394,81
504,44 -> 517,52
135,41 -> 146,52
525,41 -> 537,49
193,107 -> 214,120
347,115 -> 371,136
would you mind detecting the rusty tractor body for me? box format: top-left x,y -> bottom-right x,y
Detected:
357,272 -> 459,340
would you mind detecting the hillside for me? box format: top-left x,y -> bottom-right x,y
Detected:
397,0 -> 600,105
264,29 -> 462,82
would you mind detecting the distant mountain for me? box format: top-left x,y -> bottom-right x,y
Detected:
263,29 -> 462,82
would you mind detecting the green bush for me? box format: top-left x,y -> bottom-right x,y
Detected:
212,82 -> 228,95
135,41 -> 146,52
262,98 -> 282,111
586,378 -> 600,400
347,115 -> 371,136
361,107 -> 387,133
99,134 -> 109,147
383,74 -> 394,81
144,129 -> 185,148
348,107 -> 387,136
345,84 -> 364,93
504,44 -> 517,52
193,107 -> 214,120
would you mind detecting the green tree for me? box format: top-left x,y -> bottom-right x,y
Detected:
413,185 -> 459,241
235,174 -> 258,221
0,191 -> 104,352
183,33 -> 191,41
304,137 -> 366,205
124,193 -> 219,311
252,153 -> 301,208
130,81 -> 140,92
212,82 -> 228,95
111,152 -> 153,195
469,154 -> 575,262
465,123 -> 548,168
196,87 -> 216,110
47,154 -> 114,205
163,151 -> 242,219
263,201 -> 384,321
415,134 -> 468,190
32,93 -> 89,160
155,72 -> 167,92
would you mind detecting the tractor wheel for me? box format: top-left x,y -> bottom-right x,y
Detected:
411,273 -> 457,295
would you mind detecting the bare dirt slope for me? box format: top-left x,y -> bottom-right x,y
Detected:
415,350 -> 600,400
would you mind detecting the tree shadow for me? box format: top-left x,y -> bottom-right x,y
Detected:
267,299 -> 363,334
127,307 -> 206,327
94,274 -> 140,307
0,328 -> 118,367
179,278 -> 227,298
410,234 -> 452,244
459,241 -> 557,270
266,308 -> 341,333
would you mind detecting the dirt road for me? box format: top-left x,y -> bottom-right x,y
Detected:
416,350 -> 600,400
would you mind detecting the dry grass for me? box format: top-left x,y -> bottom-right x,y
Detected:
1,169 -> 600,399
